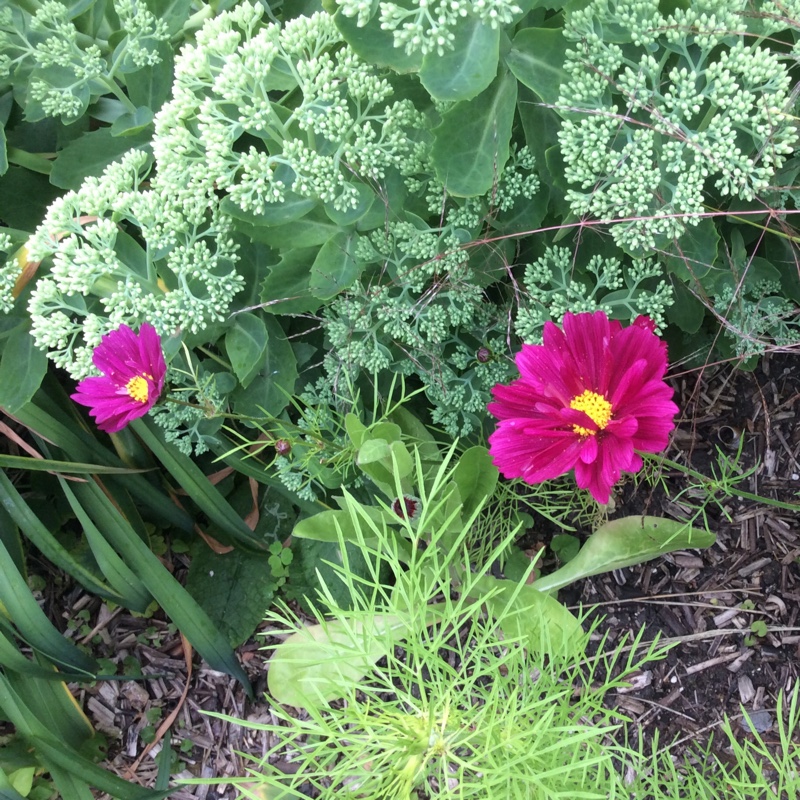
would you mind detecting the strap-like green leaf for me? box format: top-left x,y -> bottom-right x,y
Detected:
71,480 -> 252,693
0,471 -> 125,603
58,478 -> 152,613
12,401 -> 193,533
132,419 -> 265,550
0,536 -> 98,676
0,454 -> 149,474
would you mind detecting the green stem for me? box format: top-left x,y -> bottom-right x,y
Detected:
649,453 -> 800,513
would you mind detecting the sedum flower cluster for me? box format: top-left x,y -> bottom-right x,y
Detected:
0,0 -> 169,121
557,0 -> 798,252
153,4 -> 427,221
514,246 -> 674,343
21,150 -> 242,380
14,3 -> 431,384
336,0 -> 523,55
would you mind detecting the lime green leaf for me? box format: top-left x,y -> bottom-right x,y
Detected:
267,613 -> 407,709
506,27 -> 568,106
186,547 -> 279,647
473,576 -> 584,654
0,326 -> 47,414
419,16 -> 499,102
535,516 -> 716,593
292,509 -> 366,543
309,232 -> 360,300
431,70 -> 517,196
448,446 -> 498,520
225,313 -> 269,389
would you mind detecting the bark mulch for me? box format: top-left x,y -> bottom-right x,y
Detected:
47,352 -> 799,798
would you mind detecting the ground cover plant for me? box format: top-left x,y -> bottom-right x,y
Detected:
0,0 -> 799,797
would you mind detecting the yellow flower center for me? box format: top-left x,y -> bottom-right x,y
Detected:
569,390 -> 612,436
126,375 -> 150,404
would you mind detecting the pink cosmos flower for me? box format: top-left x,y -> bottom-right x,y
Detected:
72,323 -> 166,433
488,312 -> 678,504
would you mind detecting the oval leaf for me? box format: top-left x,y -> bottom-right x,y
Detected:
420,16 -> 500,102
431,70 -> 517,196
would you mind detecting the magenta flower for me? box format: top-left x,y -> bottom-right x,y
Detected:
71,323 -> 166,433
488,312 -> 678,504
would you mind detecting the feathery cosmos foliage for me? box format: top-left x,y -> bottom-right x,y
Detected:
71,323 -> 166,433
488,312 -> 678,504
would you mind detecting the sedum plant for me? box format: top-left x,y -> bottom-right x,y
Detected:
557,0 -> 798,252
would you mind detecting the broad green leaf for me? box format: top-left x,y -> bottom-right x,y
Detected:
506,27 -> 568,106
49,128 -> 151,190
309,232 -> 361,300
230,315 -> 298,418
448,446 -> 498,520
225,313 -> 268,389
0,166 -> 61,230
221,195 -> 317,227
267,613 -> 408,709
666,276 -> 705,334
125,40 -> 175,109
323,183 -> 375,226
109,106 -> 154,136
238,208 -> 340,249
388,406 -> 441,465
71,480 -> 252,692
472,576 -> 584,654
333,9 -> 423,73
431,70 -> 517,196
259,248 -> 320,315
0,536 -> 98,675
664,218 -> 720,284
186,547 -> 279,647
344,412 -> 368,449
534,516 -> 716,594
132,418 -> 264,549
0,326 -> 47,413
419,16 -> 500,102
